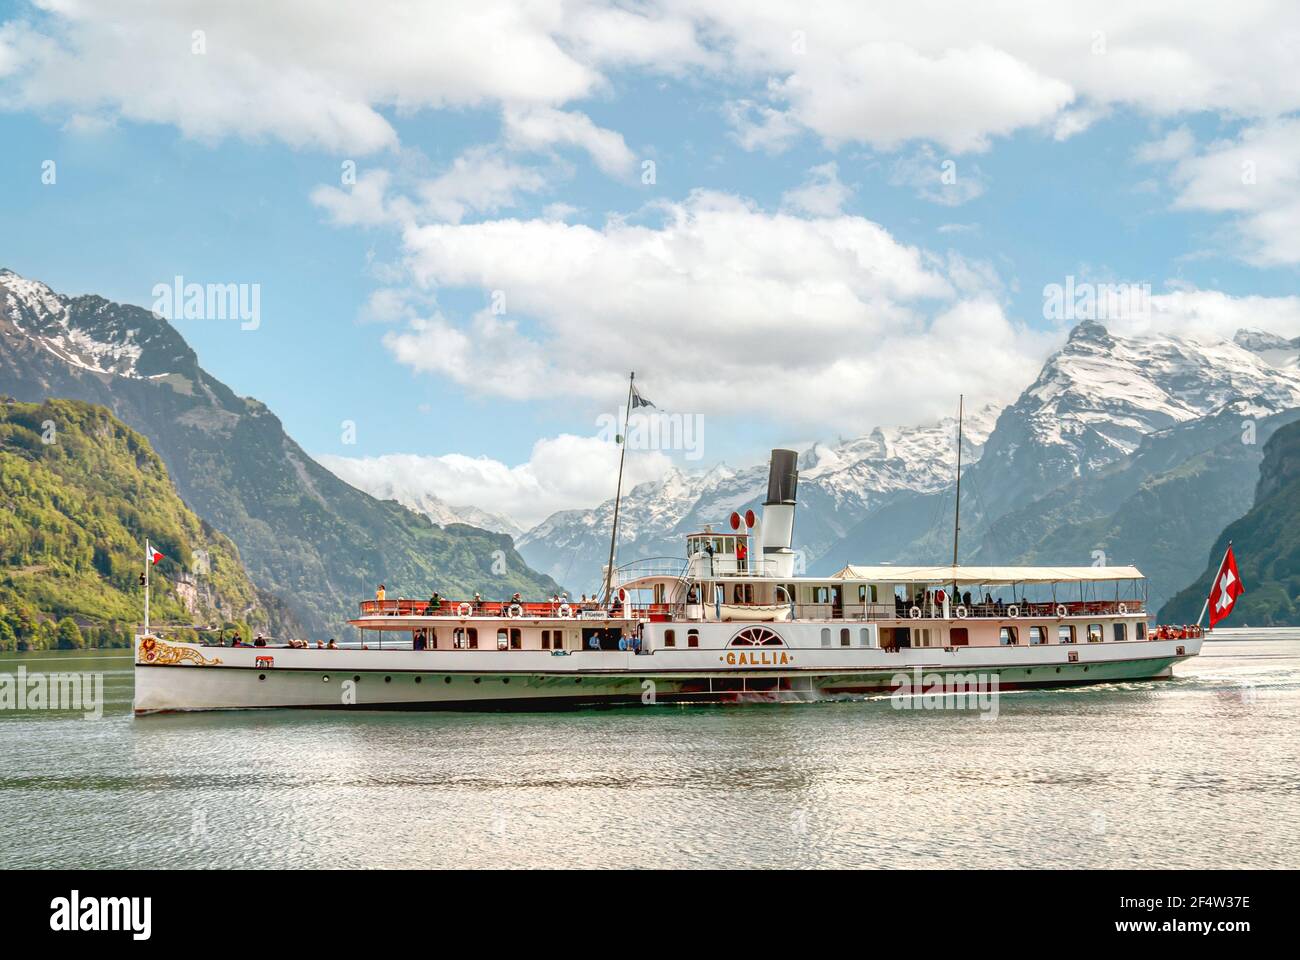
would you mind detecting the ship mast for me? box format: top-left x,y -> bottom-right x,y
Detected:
600,372 -> 636,605
952,394 -> 964,569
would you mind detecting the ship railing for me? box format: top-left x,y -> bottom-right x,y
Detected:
358,599 -> 608,618
613,557 -> 690,583
790,600 -> 1146,621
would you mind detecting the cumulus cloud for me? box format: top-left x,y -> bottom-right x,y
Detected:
502,106 -> 636,178
1161,117 -> 1300,265
889,146 -> 987,206
7,2 -> 1300,159
780,162 -> 852,216
375,188 -> 1059,428
317,434 -> 671,528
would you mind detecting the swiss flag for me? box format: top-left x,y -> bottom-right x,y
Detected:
1208,544 -> 1245,628
148,546 -> 164,566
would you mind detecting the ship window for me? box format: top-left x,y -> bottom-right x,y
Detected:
541,630 -> 551,650
860,628 -> 870,647
1088,623 -> 1103,643
1136,621 -> 1147,641
510,628 -> 522,649
665,629 -> 676,647
687,629 -> 699,648
840,628 -> 850,646
1058,625 -> 1076,644
497,629 -> 508,651
999,626 -> 1018,645
1029,626 -> 1046,645
950,627 -> 969,647
467,628 -> 478,649
1113,623 -> 1127,642
820,628 -> 831,647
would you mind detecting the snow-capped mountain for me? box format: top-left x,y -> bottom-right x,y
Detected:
516,405 -> 998,593
969,320 -> 1300,521
0,268 -> 193,379
313,460 -> 526,538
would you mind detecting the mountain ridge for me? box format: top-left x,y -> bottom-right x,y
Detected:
0,269 -> 561,635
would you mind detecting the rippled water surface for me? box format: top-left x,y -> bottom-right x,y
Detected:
2,630 -> 1298,869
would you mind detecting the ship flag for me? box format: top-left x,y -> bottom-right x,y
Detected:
1207,544 -> 1245,629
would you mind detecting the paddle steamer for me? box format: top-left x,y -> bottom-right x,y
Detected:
134,446 -> 1203,712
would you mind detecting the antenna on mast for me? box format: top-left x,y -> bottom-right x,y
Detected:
600,372 -> 636,605
952,395 -> 964,568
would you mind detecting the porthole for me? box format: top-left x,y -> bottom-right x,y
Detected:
258,673 -> 266,681
444,677 -> 452,684
1083,666 -> 1089,672
575,678 -> 583,684
473,677 -> 481,684
384,676 -> 392,683
322,675 -> 330,682
415,676 -> 423,684
1055,667 -> 1061,674
353,675 -> 361,683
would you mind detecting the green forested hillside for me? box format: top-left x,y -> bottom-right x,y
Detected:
0,398 -> 296,649
1161,418 -> 1300,626
0,270 -> 562,634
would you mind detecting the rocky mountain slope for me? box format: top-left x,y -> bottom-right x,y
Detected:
1161,417 -> 1300,626
0,398 -> 296,647
0,269 -> 560,635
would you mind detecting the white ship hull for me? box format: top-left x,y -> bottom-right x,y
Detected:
133,633 -> 1201,713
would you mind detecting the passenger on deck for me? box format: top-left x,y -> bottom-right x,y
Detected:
316,640 -> 324,648
376,584 -> 386,601
253,635 -> 267,647
327,638 -> 338,649
963,591 -> 973,606
424,592 -> 441,615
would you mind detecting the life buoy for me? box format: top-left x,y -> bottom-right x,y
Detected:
955,605 -> 968,619
508,603 -> 523,618
1118,602 -> 1128,616
558,603 -> 572,618
457,602 -> 472,618
909,606 -> 922,620
1055,604 -> 1068,618
616,588 -> 628,603
1007,604 -> 1020,618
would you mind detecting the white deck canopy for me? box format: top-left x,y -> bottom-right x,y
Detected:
830,565 -> 1144,584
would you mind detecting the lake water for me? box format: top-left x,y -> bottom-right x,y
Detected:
2,629 -> 1297,869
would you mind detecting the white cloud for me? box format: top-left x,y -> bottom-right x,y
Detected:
723,98 -> 802,153
310,169 -> 410,227
1118,288 -> 1300,341
1,1 -> 597,153
503,106 -> 636,178
1162,117 -> 1300,265
1136,125 -> 1195,164
417,146 -> 550,223
6,2 -> 1300,161
317,434 -> 671,528
780,162 -> 851,216
379,189 -> 1057,428
889,146 -> 987,206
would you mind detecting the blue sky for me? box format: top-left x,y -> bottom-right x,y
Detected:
2,2 -> 1299,526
